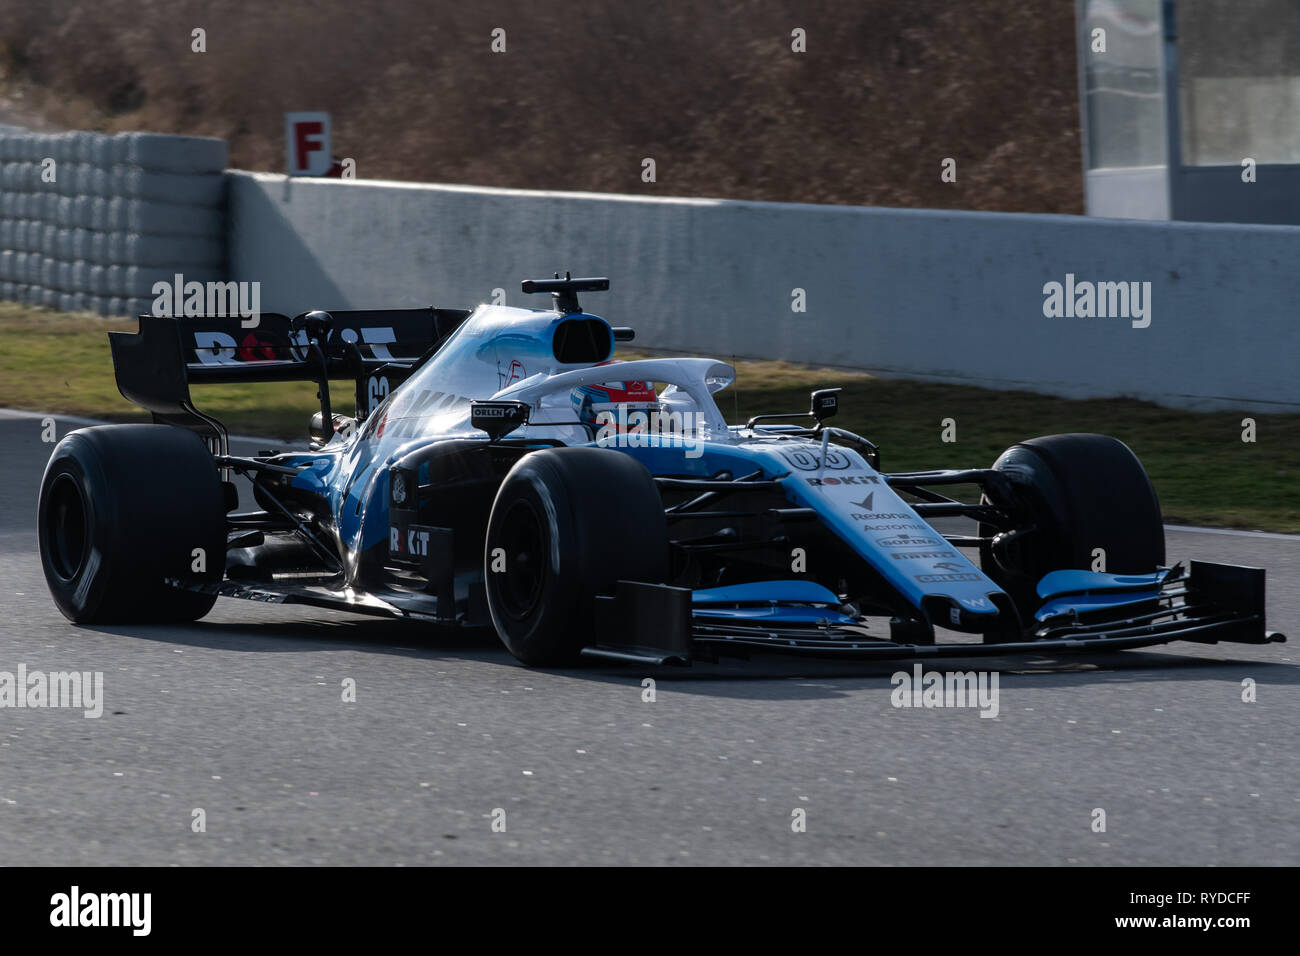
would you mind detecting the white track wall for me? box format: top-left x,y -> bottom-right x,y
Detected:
0,137 -> 1291,411
0,131 -> 226,316
227,171 -> 1299,412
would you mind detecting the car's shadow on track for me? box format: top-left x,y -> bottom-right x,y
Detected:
75,614 -> 1300,701
580,648 -> 1300,697
77,616 -> 505,659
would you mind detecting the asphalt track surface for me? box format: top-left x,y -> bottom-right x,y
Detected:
1,412 -> 1297,865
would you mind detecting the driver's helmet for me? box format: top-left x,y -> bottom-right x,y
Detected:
571,379 -> 659,433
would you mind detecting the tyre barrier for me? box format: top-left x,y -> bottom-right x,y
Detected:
0,130 -> 227,316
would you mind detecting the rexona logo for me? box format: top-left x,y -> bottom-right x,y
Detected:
1042,273 -> 1151,329
50,886 -> 151,936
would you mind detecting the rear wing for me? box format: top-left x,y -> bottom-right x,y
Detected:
108,307 -> 469,452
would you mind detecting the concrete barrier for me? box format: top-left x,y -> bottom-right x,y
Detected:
227,171 -> 1299,411
0,131 -> 1291,410
0,130 -> 226,316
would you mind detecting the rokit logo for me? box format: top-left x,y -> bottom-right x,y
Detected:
390,526 -> 433,557
890,550 -> 958,560
190,325 -> 399,367
377,389 -> 473,439
806,474 -> 879,487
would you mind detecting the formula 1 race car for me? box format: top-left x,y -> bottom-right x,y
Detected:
37,275 -> 1285,666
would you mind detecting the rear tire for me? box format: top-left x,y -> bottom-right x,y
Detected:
980,433 -> 1164,616
484,447 -> 669,666
38,425 -> 225,624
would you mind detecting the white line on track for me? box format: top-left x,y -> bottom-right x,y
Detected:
1164,524 -> 1300,542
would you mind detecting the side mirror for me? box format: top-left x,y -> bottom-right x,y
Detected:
293,310 -> 335,344
810,388 -> 841,423
470,400 -> 531,441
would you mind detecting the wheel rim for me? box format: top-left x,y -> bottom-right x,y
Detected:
495,499 -> 548,620
45,473 -> 89,582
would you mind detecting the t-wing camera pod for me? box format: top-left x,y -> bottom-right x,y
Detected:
521,273 -> 634,341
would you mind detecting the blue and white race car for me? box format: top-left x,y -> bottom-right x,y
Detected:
38,276 -> 1285,666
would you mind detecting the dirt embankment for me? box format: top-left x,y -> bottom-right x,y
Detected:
0,0 -> 1082,212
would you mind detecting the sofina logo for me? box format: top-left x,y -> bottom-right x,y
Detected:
1042,273 -> 1151,329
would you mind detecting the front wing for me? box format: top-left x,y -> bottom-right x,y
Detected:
579,561 -> 1285,665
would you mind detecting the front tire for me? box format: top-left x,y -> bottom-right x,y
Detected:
38,425 -> 226,624
980,433 -> 1164,617
484,447 -> 669,666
